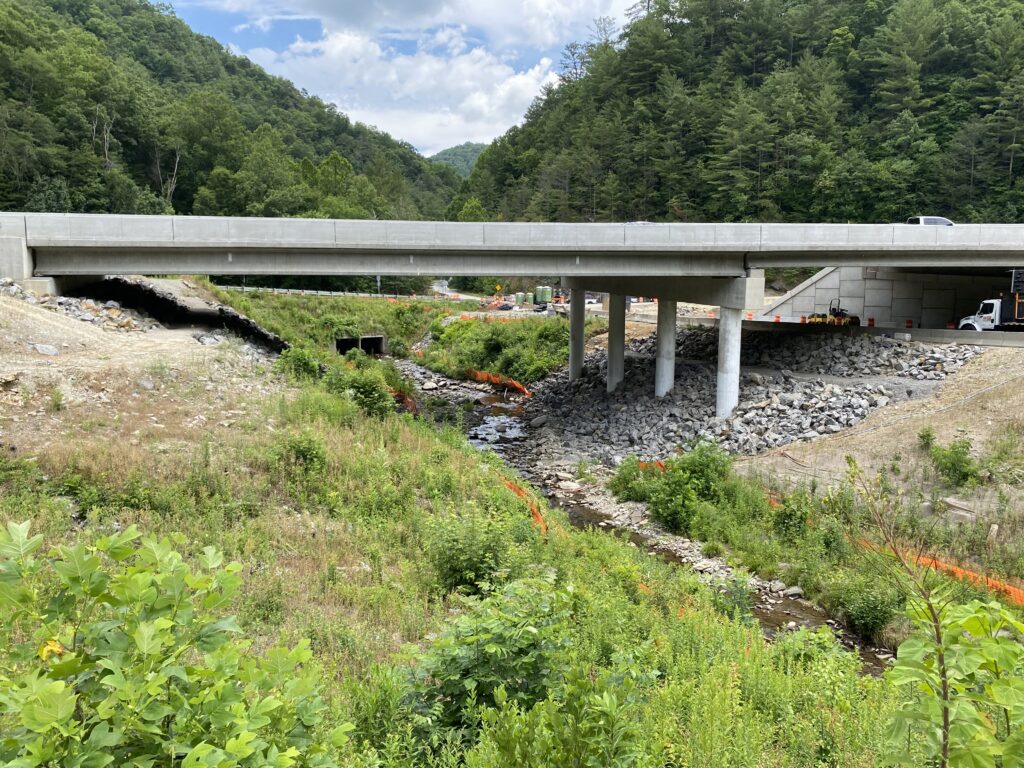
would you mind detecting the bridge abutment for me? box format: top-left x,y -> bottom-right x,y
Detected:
0,237 -> 31,282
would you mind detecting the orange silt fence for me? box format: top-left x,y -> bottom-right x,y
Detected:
639,460 -> 667,472
502,478 -> 548,537
467,369 -> 532,397
858,538 -> 1024,607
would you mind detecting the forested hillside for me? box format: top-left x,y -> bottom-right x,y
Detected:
456,0 -> 1024,224
0,0 -> 460,219
430,142 -> 488,177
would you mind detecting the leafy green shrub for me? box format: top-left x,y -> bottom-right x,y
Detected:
347,369 -> 395,417
930,438 -> 980,487
608,457 -> 662,502
279,431 -> 329,476
322,313 -> 360,338
345,665 -> 415,752
825,570 -> 903,641
407,576 -> 572,732
274,345 -> 321,380
701,541 -> 724,558
466,666 -> 651,767
888,596 -> 1024,764
324,366 -> 395,418
648,470 -> 700,534
0,521 -> 350,767
917,426 -> 936,450
771,489 -> 814,542
426,511 -> 512,594
673,442 -> 732,501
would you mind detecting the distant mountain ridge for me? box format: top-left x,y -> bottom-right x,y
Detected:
430,143 -> 488,177
0,0 -> 460,219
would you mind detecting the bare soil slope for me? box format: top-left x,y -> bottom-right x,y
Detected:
740,346 -> 1024,515
0,294 -> 278,454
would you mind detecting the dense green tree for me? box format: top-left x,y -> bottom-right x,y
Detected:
464,0 -> 1024,224
0,0 -> 460,217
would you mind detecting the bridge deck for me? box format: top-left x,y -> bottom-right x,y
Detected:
3,213 -> 1024,276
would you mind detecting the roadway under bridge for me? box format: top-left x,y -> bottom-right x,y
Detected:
3,212 -> 1024,417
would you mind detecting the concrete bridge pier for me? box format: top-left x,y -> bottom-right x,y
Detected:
606,294 -> 626,392
569,287 -> 586,381
716,307 -> 742,417
655,299 -> 677,397
563,273 -> 763,417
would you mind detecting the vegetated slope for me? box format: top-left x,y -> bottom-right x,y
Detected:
430,141 -> 488,177
0,289 -> 899,765
0,0 -> 460,219
456,0 -> 1024,224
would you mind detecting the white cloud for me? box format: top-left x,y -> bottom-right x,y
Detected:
176,0 -> 635,153
246,28 -> 559,154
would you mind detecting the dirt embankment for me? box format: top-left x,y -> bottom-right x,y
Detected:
740,345 -> 1024,512
0,283 -> 280,455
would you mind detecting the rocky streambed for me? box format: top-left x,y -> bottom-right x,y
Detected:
396,328 -> 984,672
522,329 -> 981,463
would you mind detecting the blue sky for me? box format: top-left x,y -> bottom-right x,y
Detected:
168,1 -> 631,156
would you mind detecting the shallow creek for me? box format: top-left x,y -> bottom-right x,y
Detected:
396,360 -> 891,675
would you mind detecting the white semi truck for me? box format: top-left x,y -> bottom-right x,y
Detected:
959,270 -> 1024,331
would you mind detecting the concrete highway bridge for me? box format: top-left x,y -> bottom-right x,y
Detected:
4,212 -> 1024,417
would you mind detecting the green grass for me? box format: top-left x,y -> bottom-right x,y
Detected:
0,376 -> 899,765
608,447 -> 1015,645
418,315 -> 606,384
205,281 -> 473,356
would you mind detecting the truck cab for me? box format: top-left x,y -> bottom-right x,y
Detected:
959,300 -> 1000,331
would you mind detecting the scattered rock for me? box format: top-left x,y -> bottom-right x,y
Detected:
769,579 -> 787,593
30,343 -> 59,356
422,381 -> 438,391
783,586 -> 805,598
193,333 -> 221,346
1,278 -> 160,332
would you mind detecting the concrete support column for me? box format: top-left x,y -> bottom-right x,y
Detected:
569,287 -> 586,382
716,306 -> 742,417
607,293 -> 626,392
655,299 -> 677,397
0,237 -> 31,281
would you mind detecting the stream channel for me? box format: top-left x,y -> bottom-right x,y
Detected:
400,360 -> 890,676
